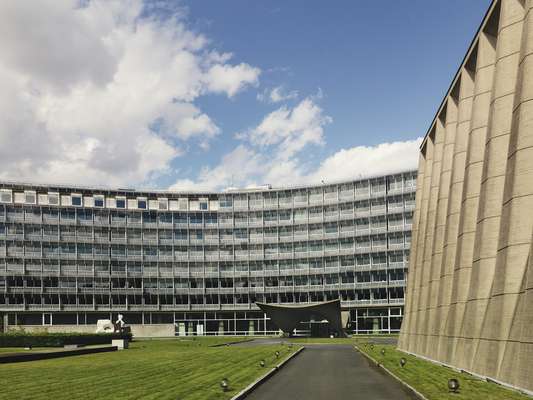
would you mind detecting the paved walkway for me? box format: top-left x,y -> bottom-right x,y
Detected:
245,344 -> 417,400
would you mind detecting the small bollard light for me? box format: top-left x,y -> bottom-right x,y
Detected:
220,378 -> 229,392
275,351 -> 280,358
400,358 -> 406,367
260,360 -> 266,367
381,348 -> 385,356
448,378 -> 460,393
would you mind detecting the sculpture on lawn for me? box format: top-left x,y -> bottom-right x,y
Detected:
113,314 -> 125,333
95,319 -> 114,333
95,315 -> 130,334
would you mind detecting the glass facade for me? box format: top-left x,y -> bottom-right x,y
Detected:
0,171 -> 416,335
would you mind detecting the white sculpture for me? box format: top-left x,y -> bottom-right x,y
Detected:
96,315 -> 127,334
116,314 -> 125,330
96,319 -> 114,333
115,314 -> 127,333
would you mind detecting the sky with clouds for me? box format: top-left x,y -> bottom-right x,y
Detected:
0,0 -> 491,191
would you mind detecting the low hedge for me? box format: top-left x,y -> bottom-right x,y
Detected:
0,332 -> 132,347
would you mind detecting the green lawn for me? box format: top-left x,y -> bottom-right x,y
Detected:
354,339 -> 530,400
0,337 -> 296,400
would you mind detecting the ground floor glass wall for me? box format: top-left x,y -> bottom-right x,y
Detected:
6,306 -> 403,335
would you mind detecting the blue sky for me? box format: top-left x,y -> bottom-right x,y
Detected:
167,0 -> 491,188
0,0 -> 491,190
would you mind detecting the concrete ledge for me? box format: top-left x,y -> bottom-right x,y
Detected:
0,345 -> 118,364
354,345 -> 427,400
231,347 -> 305,400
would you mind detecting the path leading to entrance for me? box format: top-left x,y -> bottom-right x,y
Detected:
245,344 -> 417,400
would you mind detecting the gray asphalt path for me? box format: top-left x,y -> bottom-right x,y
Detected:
245,344 -> 417,400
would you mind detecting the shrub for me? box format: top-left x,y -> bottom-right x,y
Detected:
0,332 -> 132,347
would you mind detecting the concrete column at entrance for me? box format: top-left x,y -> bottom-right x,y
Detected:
248,320 -> 255,335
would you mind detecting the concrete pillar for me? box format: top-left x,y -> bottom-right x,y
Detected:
439,67 -> 475,364
407,138 -> 434,354
451,27 -> 497,369
421,115 -> 448,358
478,0 -> 532,386
431,93 -> 459,361
403,150 -> 427,352
466,0 -> 525,377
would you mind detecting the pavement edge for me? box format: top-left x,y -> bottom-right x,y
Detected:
230,346 -> 306,400
209,339 -> 256,347
353,345 -> 428,400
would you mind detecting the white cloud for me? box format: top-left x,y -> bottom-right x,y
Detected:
305,139 -> 422,184
0,0 -> 260,186
170,137 -> 421,191
170,94 -> 422,192
248,97 -> 331,159
257,86 -> 298,103
204,63 -> 260,98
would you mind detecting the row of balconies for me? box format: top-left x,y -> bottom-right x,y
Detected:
2,281 -> 405,295
2,272 -> 406,285
0,297 -> 406,312
1,202 -> 415,225
1,260 -> 406,274
0,226 -> 412,246
0,243 -> 409,260
0,245 -> 410,260
0,181 -> 415,213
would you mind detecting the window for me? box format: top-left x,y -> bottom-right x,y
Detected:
137,198 -> 147,209
388,175 -> 403,191
219,197 -> 232,208
158,198 -> 168,211
25,191 -> 36,204
94,195 -> 105,208
116,197 -> 126,209
71,194 -> 82,207
200,202 -> 208,210
0,190 -> 12,203
48,192 -> 59,205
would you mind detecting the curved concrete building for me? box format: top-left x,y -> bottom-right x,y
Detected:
0,172 -> 416,336
399,0 -> 533,394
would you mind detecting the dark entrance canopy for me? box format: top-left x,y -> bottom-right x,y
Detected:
256,299 -> 346,337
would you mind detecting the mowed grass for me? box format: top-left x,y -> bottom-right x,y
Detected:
354,338 -> 530,400
0,337 -> 296,400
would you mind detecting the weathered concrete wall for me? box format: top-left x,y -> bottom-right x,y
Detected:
399,0 -> 533,394
8,324 -> 175,338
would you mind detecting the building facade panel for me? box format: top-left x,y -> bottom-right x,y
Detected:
0,172 -> 416,336
399,0 -> 533,394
